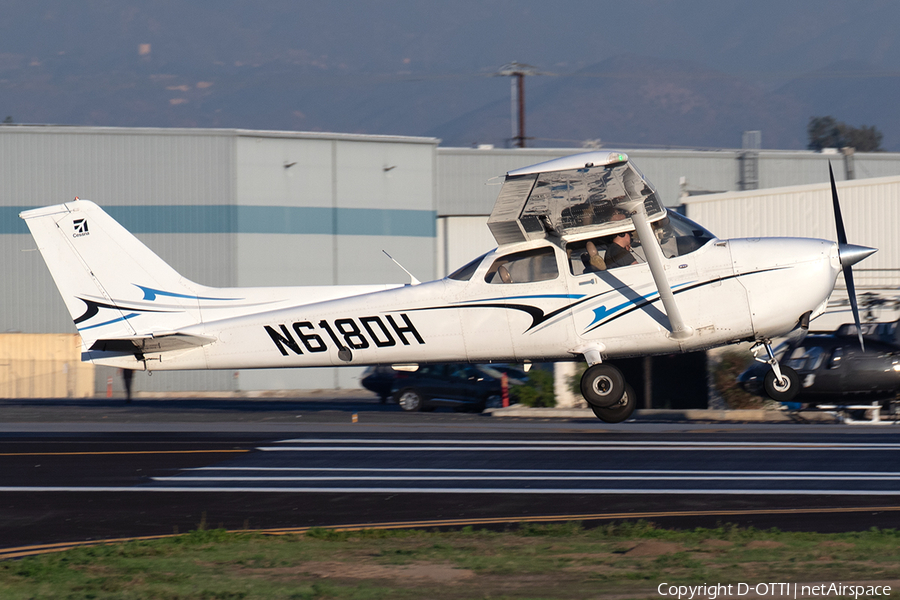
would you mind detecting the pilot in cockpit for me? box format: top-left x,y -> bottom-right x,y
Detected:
601,210 -> 637,268
605,230 -> 638,268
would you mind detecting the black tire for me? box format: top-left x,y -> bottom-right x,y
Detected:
763,366 -> 800,402
580,363 -> 625,408
591,384 -> 637,423
395,388 -> 424,412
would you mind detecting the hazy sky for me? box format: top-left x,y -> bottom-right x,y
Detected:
3,1 -> 899,148
6,1 -> 898,80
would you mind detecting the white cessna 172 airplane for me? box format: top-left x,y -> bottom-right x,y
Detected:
21,151 -> 875,422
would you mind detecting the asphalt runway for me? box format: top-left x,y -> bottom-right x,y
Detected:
2,395 -> 900,555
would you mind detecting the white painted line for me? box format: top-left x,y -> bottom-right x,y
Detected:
152,474 -> 900,482
0,486 -> 899,496
257,445 -> 899,452
189,466 -> 900,477
272,438 -> 900,449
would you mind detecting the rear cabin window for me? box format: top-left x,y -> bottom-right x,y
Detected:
448,253 -> 487,281
485,247 -> 558,284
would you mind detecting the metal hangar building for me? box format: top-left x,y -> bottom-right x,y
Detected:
3,125 -> 900,396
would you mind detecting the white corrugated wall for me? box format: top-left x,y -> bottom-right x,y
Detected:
684,175 -> 900,289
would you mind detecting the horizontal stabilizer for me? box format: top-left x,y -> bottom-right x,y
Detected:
89,333 -> 216,354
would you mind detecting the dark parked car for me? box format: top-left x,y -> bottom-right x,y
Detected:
360,365 -> 396,402
389,363 -> 526,412
739,320 -> 900,408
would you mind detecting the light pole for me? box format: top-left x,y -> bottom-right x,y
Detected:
496,62 -> 539,148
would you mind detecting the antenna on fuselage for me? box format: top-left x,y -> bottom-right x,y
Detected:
382,250 -> 421,286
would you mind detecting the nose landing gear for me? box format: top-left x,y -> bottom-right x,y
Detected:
751,341 -> 800,402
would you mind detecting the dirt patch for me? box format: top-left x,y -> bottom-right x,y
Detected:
299,561 -> 475,582
556,551 -> 617,561
700,539 -> 734,549
745,540 -> 784,549
820,541 -> 855,549
623,541 -> 685,557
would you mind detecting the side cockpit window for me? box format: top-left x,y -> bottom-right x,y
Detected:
567,234 -> 640,275
565,211 -> 717,274
485,247 -> 558,284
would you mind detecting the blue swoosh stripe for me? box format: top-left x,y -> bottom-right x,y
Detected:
78,313 -> 141,332
136,285 -> 242,302
586,293 -> 659,328
582,281 -> 695,329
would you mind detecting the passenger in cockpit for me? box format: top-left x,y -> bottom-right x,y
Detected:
581,241 -> 607,272
605,230 -> 638,268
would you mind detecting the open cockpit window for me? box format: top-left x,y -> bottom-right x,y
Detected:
567,233 -> 641,274
485,247 -> 558,284
566,211 -> 716,275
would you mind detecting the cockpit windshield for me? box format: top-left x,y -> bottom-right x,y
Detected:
653,211 -> 716,257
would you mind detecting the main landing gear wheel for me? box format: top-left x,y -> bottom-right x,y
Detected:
590,383 -> 636,423
763,366 -> 800,402
580,363 -> 626,408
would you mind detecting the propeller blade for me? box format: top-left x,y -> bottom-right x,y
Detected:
830,162 -> 867,350
843,263 -> 865,352
829,163 -> 848,245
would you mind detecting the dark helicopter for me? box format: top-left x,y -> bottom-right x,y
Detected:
739,319 -> 900,409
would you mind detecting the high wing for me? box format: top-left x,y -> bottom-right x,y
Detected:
487,152 -> 666,245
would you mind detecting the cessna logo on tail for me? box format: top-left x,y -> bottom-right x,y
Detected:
73,219 -> 89,237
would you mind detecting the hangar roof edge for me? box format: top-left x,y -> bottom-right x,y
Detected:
0,125 -> 440,145
681,174 -> 900,204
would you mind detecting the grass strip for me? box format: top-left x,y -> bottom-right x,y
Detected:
2,521 -> 900,599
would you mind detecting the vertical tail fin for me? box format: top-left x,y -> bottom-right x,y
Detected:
20,200 -> 204,348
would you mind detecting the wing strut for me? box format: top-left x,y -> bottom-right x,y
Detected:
628,203 -> 693,340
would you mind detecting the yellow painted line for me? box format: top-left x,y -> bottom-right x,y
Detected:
2,504 -> 898,560
0,534 -> 178,559
0,450 -> 250,457
253,505 -> 900,535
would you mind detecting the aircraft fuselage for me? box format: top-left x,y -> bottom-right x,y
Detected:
85,235 -> 841,371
